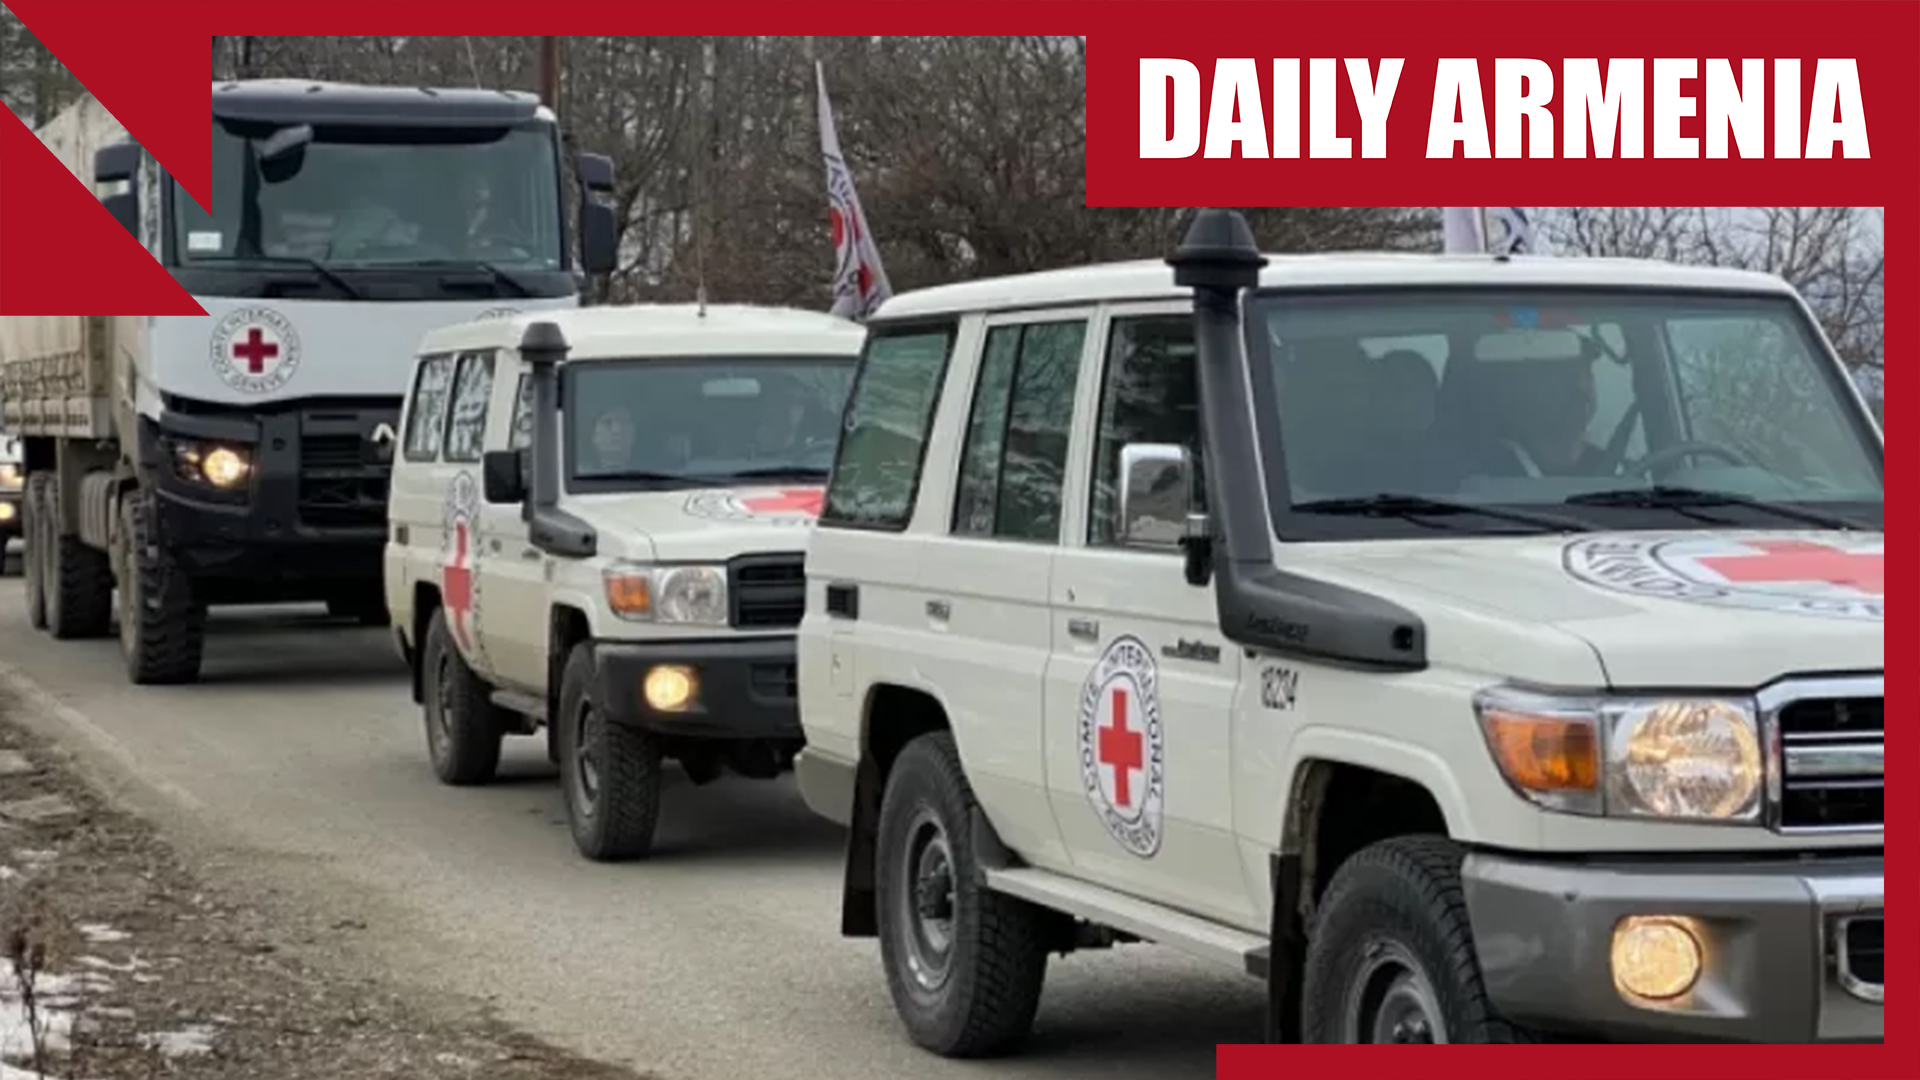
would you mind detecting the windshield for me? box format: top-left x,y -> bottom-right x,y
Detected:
1239,289 -> 1882,539
563,357 -> 857,492
173,118 -> 563,270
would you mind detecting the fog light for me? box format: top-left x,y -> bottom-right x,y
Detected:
202,447 -> 250,488
1611,916 -> 1702,1000
643,664 -> 697,712
0,501 -> 15,522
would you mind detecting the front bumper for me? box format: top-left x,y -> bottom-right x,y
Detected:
0,490 -> 20,539
142,407 -> 392,583
593,635 -> 802,740
1463,850 -> 1883,1042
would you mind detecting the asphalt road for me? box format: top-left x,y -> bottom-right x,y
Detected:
0,557 -> 1263,1079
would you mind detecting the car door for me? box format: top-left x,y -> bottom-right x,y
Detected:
437,349 -> 500,680
473,363 -> 552,694
912,309 -> 1093,871
1043,303 -> 1255,928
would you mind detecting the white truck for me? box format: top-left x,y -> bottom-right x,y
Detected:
795,210 -> 1883,1047
0,81 -> 619,684
385,308 -> 860,861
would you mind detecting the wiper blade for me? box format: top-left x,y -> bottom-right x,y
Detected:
715,466 -> 828,481
1293,493 -> 1587,533
392,258 -> 533,297
1563,486 -> 1868,531
582,470 -> 703,486
254,257 -> 364,299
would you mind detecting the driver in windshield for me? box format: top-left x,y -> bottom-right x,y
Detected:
586,405 -> 637,472
751,382 -> 817,460
1497,358 -> 1606,477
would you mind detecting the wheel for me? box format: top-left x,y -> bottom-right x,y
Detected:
24,475 -> 51,629
1301,835 -> 1541,1044
44,477 -> 113,640
556,642 -> 662,861
116,494 -> 206,685
420,606 -> 505,786
875,731 -> 1052,1058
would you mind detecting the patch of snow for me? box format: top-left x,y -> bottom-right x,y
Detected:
76,956 -> 149,974
75,925 -> 128,945
137,1024 -> 217,1058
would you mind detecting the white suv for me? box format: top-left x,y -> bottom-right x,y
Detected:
795,210 -> 1883,1049
387,305 -> 861,861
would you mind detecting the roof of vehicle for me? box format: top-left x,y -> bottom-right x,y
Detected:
870,252 -> 1800,322
418,304 -> 868,362
211,79 -> 553,126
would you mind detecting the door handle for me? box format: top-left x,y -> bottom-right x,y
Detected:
926,599 -> 951,621
1068,616 -> 1099,641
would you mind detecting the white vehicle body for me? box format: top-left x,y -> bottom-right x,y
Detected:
796,220 -> 1883,1049
386,305 -> 862,861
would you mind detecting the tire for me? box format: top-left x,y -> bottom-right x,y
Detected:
23,474 -> 52,628
875,731 -> 1051,1058
44,476 -> 113,641
117,494 -> 206,686
1300,835 -> 1541,1044
555,642 -> 662,862
420,607 -> 505,786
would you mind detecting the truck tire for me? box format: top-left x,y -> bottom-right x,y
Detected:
875,731 -> 1051,1058
420,607 -> 504,786
556,642 -> 662,862
44,478 -> 113,641
1300,835 -> 1541,1044
117,494 -> 206,686
24,473 -> 52,629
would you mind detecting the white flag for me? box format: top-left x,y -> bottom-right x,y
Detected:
817,62 -> 892,321
1442,207 -> 1542,255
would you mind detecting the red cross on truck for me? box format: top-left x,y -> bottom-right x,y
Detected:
1698,538 -> 1884,595
231,326 -> 279,374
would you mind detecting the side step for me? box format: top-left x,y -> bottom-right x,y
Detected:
983,866 -> 1268,974
490,689 -> 546,726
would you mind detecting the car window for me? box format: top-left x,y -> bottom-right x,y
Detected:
403,353 -> 457,462
821,325 -> 957,530
1089,315 -> 1206,547
443,352 -> 496,463
952,320 -> 1086,542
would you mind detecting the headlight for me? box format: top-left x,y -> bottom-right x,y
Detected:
1474,686 -> 1763,823
170,441 -> 252,489
0,463 -> 22,490
601,563 -> 729,625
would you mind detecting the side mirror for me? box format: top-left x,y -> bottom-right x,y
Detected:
1117,443 -> 1202,550
101,192 -> 139,240
579,201 -> 618,276
575,151 -> 616,195
482,449 -> 528,505
94,142 -> 141,185
258,124 -> 315,162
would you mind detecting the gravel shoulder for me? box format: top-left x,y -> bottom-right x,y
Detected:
1,686 -> 654,1080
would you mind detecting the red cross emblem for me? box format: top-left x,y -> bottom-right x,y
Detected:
1697,539 -> 1883,596
231,326 -> 280,374
443,519 -> 475,649
741,488 -> 824,517
1098,686 -> 1146,810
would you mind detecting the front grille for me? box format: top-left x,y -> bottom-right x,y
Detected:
1837,915 -> 1884,991
1773,690 -> 1884,831
298,431 -> 390,529
728,553 -> 807,630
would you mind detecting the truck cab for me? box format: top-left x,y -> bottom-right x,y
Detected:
6,81 -> 618,685
795,211 -> 1883,1049
387,307 -> 861,862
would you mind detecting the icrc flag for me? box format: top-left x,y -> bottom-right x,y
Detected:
817,62 -> 892,321
1442,207 -> 1542,255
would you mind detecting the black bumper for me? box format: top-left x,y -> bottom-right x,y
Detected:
593,635 -> 801,740
141,405 -> 394,584
0,490 -> 20,540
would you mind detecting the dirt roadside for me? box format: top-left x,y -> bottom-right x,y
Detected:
1,686 -> 655,1080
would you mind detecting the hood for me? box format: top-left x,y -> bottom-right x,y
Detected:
1290,529 -> 1883,688
575,485 -> 823,562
